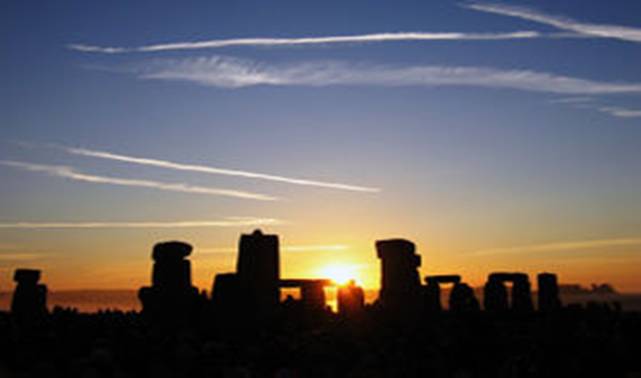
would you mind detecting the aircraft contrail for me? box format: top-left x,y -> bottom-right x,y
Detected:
0,160 -> 278,201
68,30 -> 541,53
63,146 -> 380,193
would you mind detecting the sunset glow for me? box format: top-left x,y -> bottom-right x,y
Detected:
2,1 -> 641,298
318,264 -> 363,286
2,3 -> 640,376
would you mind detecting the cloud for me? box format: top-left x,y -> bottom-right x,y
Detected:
0,160 -> 276,201
471,237 -> 641,256
597,106 -> 641,118
548,97 -> 594,104
0,253 -> 44,261
62,146 -> 379,193
135,55 -> 641,95
0,217 -> 280,229
463,2 -> 641,43
548,97 -> 641,119
68,31 -> 542,54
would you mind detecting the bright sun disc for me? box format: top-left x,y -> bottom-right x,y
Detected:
319,264 -> 360,285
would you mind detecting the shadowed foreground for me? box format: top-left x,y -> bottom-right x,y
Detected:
1,230 -> 639,378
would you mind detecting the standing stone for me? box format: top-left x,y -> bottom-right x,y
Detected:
484,272 -> 533,312
300,281 -> 326,312
376,239 -> 422,313
484,275 -> 509,312
512,273 -> 534,312
338,280 -> 365,319
424,275 -> 462,313
211,273 -> 241,311
537,272 -> 561,312
423,279 -> 442,313
11,269 -> 47,321
138,241 -> 200,325
449,283 -> 479,313
152,241 -> 192,290
236,229 -> 280,313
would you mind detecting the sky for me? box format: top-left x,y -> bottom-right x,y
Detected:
1,0 -> 641,292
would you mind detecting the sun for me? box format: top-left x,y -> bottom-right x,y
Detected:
319,264 -> 360,286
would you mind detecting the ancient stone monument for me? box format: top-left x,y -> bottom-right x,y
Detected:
484,272 -> 533,312
11,268 -> 47,321
449,282 -> 480,312
237,229 -> 280,313
483,274 -> 509,312
338,280 -> 365,318
212,229 -> 281,316
279,279 -> 332,312
537,272 -> 561,312
424,274 -> 462,312
376,239 -> 422,312
138,241 -> 200,324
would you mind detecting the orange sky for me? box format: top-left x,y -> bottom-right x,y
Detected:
2,227 -> 640,293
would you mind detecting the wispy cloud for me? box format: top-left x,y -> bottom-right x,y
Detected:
548,96 -> 594,104
471,237 -> 641,256
597,106 -> 641,118
463,2 -> 641,43
0,160 -> 276,201
135,55 -> 641,95
548,97 -> 641,119
61,146 -> 379,193
0,217 -> 280,229
68,31 -> 542,54
0,253 -> 45,261
200,244 -> 348,254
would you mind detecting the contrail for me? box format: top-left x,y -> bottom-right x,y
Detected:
62,146 -> 380,193
0,253 -> 44,261
597,106 -> 641,118
464,2 -> 641,43
0,217 -> 281,229
68,31 -> 541,54
471,237 -> 641,256
0,160 -> 277,201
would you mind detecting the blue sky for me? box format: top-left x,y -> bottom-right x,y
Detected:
1,1 -> 641,291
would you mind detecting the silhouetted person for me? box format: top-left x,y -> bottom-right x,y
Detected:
11,268 -> 47,322
537,272 -> 561,312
